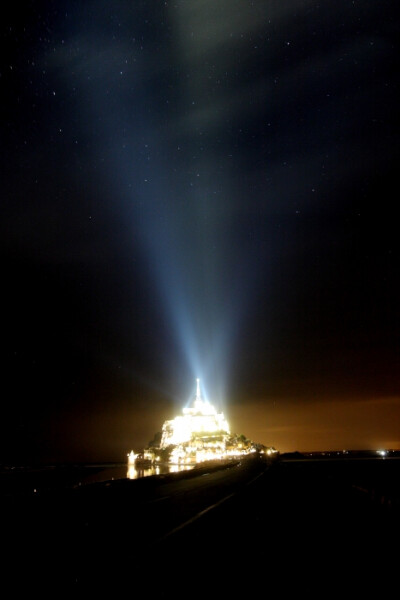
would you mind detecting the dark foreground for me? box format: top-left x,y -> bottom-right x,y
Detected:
2,454 -> 399,597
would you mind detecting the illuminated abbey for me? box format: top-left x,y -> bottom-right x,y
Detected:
128,379 -> 276,466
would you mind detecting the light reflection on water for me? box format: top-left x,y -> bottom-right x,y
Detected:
127,464 -> 193,480
0,463 -> 195,495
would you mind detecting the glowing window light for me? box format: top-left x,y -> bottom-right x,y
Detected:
127,451 -> 138,465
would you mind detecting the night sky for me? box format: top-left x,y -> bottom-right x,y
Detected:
1,1 -> 399,464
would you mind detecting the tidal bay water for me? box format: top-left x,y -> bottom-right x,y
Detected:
0,462 -> 192,497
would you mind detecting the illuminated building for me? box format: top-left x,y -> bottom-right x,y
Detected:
160,378 -> 229,448
128,378 -> 277,466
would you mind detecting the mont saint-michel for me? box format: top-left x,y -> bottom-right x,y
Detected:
128,378 -> 277,467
